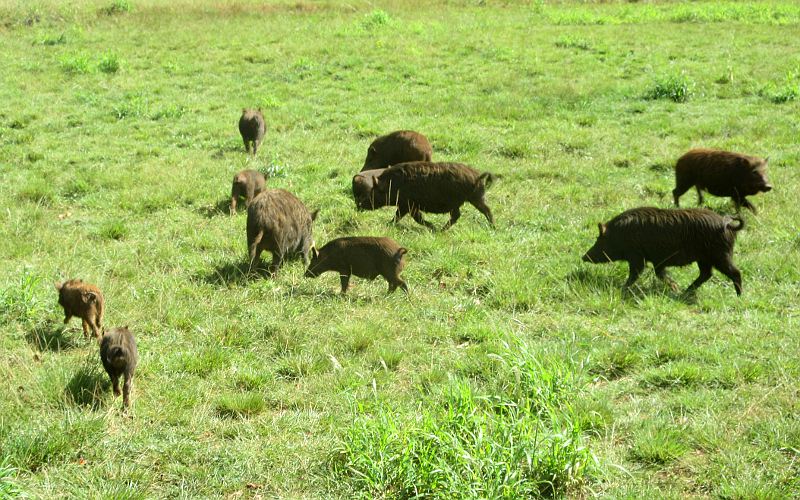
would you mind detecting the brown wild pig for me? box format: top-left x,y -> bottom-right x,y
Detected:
582,207 -> 744,296
357,161 -> 496,231
238,108 -> 266,156
54,279 -> 104,339
247,189 -> 318,274
230,169 -> 266,215
304,236 -> 408,294
673,148 -> 772,213
352,168 -> 385,211
361,130 -> 432,172
100,326 -> 138,411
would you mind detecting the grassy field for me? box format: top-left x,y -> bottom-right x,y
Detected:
1,0 -> 799,497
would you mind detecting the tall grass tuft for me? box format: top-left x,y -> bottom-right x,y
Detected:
644,73 -> 693,102
0,458 -> 24,499
97,52 -> 120,74
332,339 -> 594,497
0,270 -> 44,325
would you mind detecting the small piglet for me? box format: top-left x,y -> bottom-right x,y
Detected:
357,161 -> 496,231
230,169 -> 266,215
305,237 -> 408,294
673,148 -> 772,213
100,326 -> 138,411
582,207 -> 744,296
54,279 -> 104,339
362,130 -> 432,172
247,189 -> 318,274
238,108 -> 266,156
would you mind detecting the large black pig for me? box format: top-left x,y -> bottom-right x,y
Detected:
582,207 -> 744,296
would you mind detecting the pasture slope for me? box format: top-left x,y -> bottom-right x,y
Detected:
0,0 -> 798,497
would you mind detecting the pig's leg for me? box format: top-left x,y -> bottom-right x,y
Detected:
252,139 -> 259,156
695,187 -> 704,206
470,198 -> 495,227
392,205 -> 409,224
339,274 -> 351,294
249,244 -> 263,270
623,257 -> 645,290
111,374 -> 121,396
87,317 -> 101,340
441,207 -> 461,231
410,209 -> 436,231
714,257 -> 742,296
738,196 -> 757,214
122,373 -> 132,410
269,253 -> 283,275
81,319 -> 90,338
388,277 -> 408,294
63,313 -> 72,324
672,184 -> 691,206
243,138 -> 251,154
685,261 -> 713,294
654,265 -> 680,292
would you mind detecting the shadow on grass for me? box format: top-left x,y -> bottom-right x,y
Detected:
196,198 -> 232,218
566,268 -> 697,303
64,365 -> 110,410
25,322 -> 83,352
200,261 -> 266,286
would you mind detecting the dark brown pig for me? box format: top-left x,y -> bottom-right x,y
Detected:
100,326 -> 138,411
238,108 -> 266,156
582,207 -> 744,296
673,148 -> 772,213
247,189 -> 318,274
230,169 -> 266,215
304,236 -> 408,294
361,130 -> 432,172
54,279 -> 104,339
359,161 -> 496,231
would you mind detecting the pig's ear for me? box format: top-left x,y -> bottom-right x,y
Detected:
54,281 -> 63,291
352,174 -> 363,185
372,176 -> 379,187
597,223 -> 606,236
82,291 -> 97,303
764,156 -> 770,165
310,209 -> 320,221
311,246 -> 319,259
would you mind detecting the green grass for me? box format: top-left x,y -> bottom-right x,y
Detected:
1,0 -> 799,497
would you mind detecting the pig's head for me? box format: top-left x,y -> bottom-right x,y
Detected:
352,170 -> 385,210
582,223 -> 615,263
304,246 -> 324,278
747,158 -> 772,194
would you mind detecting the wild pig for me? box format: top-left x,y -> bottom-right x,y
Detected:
582,207 -> 744,296
238,108 -> 266,156
673,148 -> 772,213
54,279 -> 104,339
230,169 -> 266,215
100,326 -> 138,411
304,236 -> 408,294
352,168 -> 385,211
247,189 -> 318,274
357,161 -> 496,231
361,130 -> 432,172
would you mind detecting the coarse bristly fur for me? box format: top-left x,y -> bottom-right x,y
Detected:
673,148 -> 772,213
54,279 -> 105,340
582,207 -> 744,296
100,326 -> 138,411
304,236 -> 408,294
357,161 -> 497,231
246,189 -> 318,275
230,169 -> 266,215
361,130 -> 432,172
238,108 -> 266,156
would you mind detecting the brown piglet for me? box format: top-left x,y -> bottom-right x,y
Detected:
54,279 -> 104,339
100,326 -> 138,411
304,236 -> 408,294
230,169 -> 266,215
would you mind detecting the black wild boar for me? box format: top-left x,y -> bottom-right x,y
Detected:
582,207 -> 744,296
673,148 -> 772,213
361,130 -> 432,172
238,108 -> 266,156
358,161 -> 496,231
54,279 -> 104,339
352,168 -> 385,211
230,169 -> 266,215
304,236 -> 408,294
247,189 -> 318,274
100,326 -> 138,411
